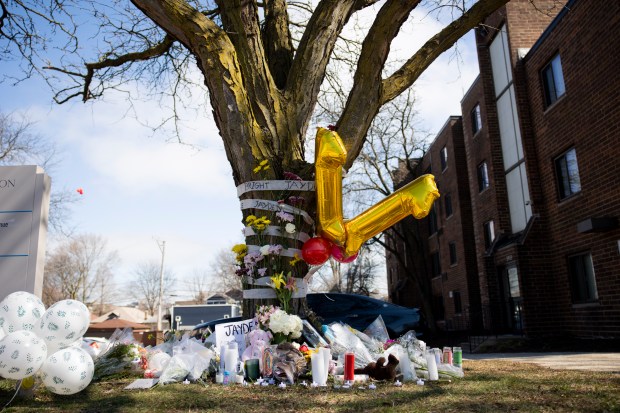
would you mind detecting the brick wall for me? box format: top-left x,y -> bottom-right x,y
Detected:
521,0 -> 620,337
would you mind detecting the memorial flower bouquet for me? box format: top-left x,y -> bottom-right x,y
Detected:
255,305 -> 302,344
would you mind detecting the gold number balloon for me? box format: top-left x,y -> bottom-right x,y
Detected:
315,128 -> 347,246
314,127 -> 440,258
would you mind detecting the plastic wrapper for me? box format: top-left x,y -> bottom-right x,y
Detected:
363,316 -> 390,343
391,331 -> 464,379
164,335 -> 214,382
324,322 -> 374,369
93,328 -> 143,381
350,327 -> 385,361
437,363 -> 464,379
159,354 -> 192,385
396,330 -> 427,370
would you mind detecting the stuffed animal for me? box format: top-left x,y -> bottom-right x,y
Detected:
241,329 -> 272,361
354,353 -> 400,381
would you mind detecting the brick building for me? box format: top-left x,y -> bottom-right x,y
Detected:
387,0 -> 620,338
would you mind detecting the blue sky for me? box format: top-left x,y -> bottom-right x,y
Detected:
0,7 -> 480,302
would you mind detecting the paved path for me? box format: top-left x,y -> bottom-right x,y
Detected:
465,352 -> 620,373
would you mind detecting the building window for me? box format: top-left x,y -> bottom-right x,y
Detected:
555,147 -> 581,200
449,242 -> 457,265
568,252 -> 598,303
440,146 -> 448,171
477,162 -> 490,192
431,252 -> 441,277
483,220 -> 495,248
471,104 -> 482,135
453,291 -> 462,314
542,54 -> 566,107
444,193 -> 453,218
428,208 -> 438,236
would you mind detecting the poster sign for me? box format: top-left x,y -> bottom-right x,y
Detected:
214,318 -> 256,356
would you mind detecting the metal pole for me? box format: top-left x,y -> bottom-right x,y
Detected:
156,240 -> 166,331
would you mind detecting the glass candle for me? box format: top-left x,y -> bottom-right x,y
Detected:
245,358 -> 260,381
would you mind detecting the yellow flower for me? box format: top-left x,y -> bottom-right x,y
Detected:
232,244 -> 247,254
253,159 -> 270,173
290,253 -> 302,266
232,244 -> 247,262
248,216 -> 271,232
270,272 -> 285,290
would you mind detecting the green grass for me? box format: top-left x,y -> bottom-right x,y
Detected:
1,360 -> 619,412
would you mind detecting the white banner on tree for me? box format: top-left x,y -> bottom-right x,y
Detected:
246,245 -> 302,258
239,199 -> 314,225
236,180 -> 315,197
242,278 -> 308,299
243,226 -> 311,243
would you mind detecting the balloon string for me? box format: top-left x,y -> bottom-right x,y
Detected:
1,379 -> 22,412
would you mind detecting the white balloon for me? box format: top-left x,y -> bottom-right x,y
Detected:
36,300 -> 90,353
0,291 -> 46,334
149,352 -> 171,371
0,330 -> 48,380
40,347 -> 94,395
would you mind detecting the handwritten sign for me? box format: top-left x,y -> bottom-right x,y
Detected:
214,318 -> 257,356
237,180 -> 315,197
239,199 -> 314,224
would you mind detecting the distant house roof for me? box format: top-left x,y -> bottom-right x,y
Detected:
87,318 -> 149,331
92,306 -> 148,324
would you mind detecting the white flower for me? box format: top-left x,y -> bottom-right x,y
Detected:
285,223 -> 296,234
259,245 -> 271,255
268,309 -> 303,338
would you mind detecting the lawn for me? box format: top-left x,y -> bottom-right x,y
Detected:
1,359 -> 619,412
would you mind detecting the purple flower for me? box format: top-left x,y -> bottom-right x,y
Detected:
276,211 -> 294,222
268,245 -> 283,255
244,252 -> 264,269
287,196 -> 306,206
283,171 -> 303,181
258,267 -> 267,277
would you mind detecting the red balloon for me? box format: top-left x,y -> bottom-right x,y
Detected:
301,237 -> 332,265
331,245 -> 358,263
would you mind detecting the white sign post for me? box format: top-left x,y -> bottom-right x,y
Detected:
0,166 -> 51,298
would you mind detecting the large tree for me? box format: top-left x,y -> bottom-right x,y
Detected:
2,0 -> 511,315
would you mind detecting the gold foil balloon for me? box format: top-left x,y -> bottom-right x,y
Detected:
312,127 -> 440,259
315,127 -> 347,246
343,174 -> 440,257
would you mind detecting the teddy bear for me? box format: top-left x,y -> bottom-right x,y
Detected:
354,353 -> 400,381
241,328 -> 272,362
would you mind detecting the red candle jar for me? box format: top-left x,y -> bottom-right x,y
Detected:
344,352 -> 355,381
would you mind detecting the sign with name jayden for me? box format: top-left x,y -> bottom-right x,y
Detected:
0,166 -> 51,299
214,318 -> 257,356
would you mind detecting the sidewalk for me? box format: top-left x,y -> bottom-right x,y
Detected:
465,352 -> 620,373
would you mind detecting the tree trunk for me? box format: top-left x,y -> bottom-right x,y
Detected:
237,172 -> 317,319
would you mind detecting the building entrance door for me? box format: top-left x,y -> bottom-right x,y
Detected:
499,264 -> 523,333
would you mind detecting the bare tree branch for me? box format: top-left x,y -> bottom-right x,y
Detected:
44,34 -> 175,102
382,0 -> 510,103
